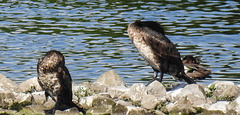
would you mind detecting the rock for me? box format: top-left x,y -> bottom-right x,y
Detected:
55,107 -> 83,115
0,91 -> 15,107
84,95 -> 116,114
91,83 -> 108,92
18,77 -> 42,92
126,106 -> 148,115
141,95 -> 166,110
87,104 -> 112,115
32,91 -> 46,105
0,74 -> 20,93
209,81 -> 240,101
228,96 -> 240,114
108,86 -> 129,98
79,96 -> 95,109
72,82 -> 94,102
43,96 -> 55,109
91,70 -> 125,92
154,110 -> 165,115
15,93 -> 32,103
112,102 -> 128,115
167,84 -> 206,106
207,101 -> 229,113
120,83 -> 147,102
146,81 -> 166,97
23,105 -> 46,114
165,103 -> 197,114
92,96 -> 116,107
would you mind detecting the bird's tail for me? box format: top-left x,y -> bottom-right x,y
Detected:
177,73 -> 196,84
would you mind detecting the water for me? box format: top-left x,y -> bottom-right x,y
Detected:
0,0 -> 239,86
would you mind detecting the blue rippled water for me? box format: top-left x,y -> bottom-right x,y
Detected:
0,0 -> 239,85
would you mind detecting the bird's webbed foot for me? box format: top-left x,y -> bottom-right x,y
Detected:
44,108 -> 55,115
146,77 -> 162,86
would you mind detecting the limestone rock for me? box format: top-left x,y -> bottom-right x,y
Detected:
87,105 -> 112,115
167,84 -> 206,106
112,102 -> 128,115
86,95 -> 116,114
23,105 -> 46,114
120,83 -> 147,102
228,96 -> 240,114
18,77 -> 42,92
209,81 -> 240,101
146,81 -> 166,97
91,70 -> 125,92
55,107 -> 82,115
78,96 -> 95,109
15,93 -> 32,103
165,103 -> 197,114
141,95 -> 161,109
72,82 -> 94,102
108,86 -> 129,98
0,91 -> 15,107
43,96 -> 55,109
0,74 -> 20,93
126,106 -> 147,115
207,101 -> 229,113
32,91 -> 46,105
92,96 -> 116,107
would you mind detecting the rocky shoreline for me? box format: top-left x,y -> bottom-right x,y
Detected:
0,70 -> 240,115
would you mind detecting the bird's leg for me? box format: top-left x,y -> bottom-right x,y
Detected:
43,92 -> 50,104
158,72 -> 164,82
147,70 -> 158,86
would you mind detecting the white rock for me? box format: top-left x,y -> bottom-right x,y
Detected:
93,70 -> 125,87
120,83 -> 147,102
209,81 -> 240,100
141,94 -> 165,110
228,96 -> 240,114
108,86 -> 129,98
0,91 -> 15,107
0,74 -> 20,93
167,84 -> 206,106
126,106 -> 147,115
91,70 -> 125,92
79,96 -> 95,109
208,101 -> 229,113
18,77 -> 42,92
32,91 -> 46,105
146,81 -> 166,97
15,93 -> 32,103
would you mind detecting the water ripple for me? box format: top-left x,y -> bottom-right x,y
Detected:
0,0 -> 239,85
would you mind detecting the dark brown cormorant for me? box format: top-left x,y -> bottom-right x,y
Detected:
37,50 -> 85,115
183,55 -> 212,79
127,21 -> 196,84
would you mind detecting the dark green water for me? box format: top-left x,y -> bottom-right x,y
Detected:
0,0 -> 239,85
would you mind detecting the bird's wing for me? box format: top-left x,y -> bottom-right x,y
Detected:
57,66 -> 73,101
142,31 -> 182,64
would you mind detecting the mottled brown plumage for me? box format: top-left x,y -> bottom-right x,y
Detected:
37,50 -> 85,115
183,55 -> 212,79
128,21 -> 196,84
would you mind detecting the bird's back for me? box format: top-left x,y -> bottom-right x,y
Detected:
128,21 -> 184,76
37,50 -> 72,102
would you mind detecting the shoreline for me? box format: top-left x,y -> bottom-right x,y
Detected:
0,70 -> 240,115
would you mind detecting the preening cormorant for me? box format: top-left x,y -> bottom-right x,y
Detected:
183,55 -> 212,79
37,50 -> 85,115
127,21 -> 196,84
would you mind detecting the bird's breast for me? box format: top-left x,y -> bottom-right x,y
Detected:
38,72 -> 61,96
133,37 -> 160,70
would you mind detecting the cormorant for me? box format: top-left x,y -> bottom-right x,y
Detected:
127,21 -> 196,84
37,50 -> 85,115
183,55 -> 212,79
